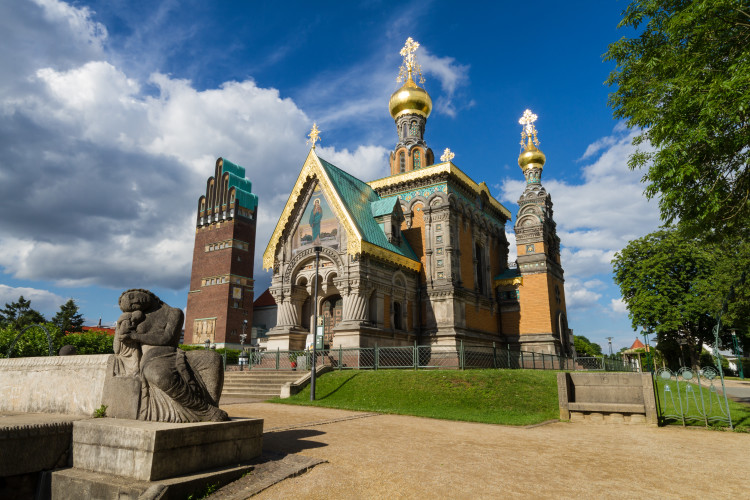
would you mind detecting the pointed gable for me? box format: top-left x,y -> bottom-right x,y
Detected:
263,150 -> 420,271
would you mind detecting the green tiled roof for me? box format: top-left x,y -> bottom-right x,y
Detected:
317,155 -> 418,262
370,198 -> 399,218
222,158 -> 258,211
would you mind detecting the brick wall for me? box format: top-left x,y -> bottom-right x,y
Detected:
465,304 -> 496,332
184,217 -> 256,345
459,220 -> 475,289
518,272 -> 554,334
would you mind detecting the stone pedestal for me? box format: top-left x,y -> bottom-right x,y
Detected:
71,417 -> 263,481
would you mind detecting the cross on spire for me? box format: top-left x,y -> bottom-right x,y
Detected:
440,148 -> 455,162
397,37 -> 425,85
519,109 -> 540,147
307,123 -> 321,149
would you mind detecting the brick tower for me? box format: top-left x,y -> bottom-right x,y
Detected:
184,157 -> 258,346
512,111 -> 572,355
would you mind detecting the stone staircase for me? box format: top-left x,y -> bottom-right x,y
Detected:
221,370 -> 303,400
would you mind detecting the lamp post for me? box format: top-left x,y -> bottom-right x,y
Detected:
240,320 -> 248,371
642,329 -> 653,372
311,246 -> 322,401
731,329 -> 744,380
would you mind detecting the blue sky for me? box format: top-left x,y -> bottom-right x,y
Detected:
0,0 -> 661,351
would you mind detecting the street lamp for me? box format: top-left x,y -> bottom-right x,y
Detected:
311,245 -> 322,401
239,320 -> 248,371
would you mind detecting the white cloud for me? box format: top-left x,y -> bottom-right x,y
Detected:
420,49 -> 471,117
0,1 -> 394,293
316,145 -> 390,183
564,278 -> 602,311
0,284 -> 65,317
610,298 -> 628,314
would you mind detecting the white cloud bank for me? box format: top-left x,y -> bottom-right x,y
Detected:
0,0 -> 389,292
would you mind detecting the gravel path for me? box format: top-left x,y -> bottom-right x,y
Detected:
223,402 -> 750,499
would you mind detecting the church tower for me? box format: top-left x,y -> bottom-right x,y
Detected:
388,38 -> 435,174
184,158 -> 258,347
512,111 -> 572,354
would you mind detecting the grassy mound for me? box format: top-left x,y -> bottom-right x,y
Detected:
272,369 -> 559,426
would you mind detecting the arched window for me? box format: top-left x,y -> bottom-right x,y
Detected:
402,123 -> 407,139
413,150 -> 421,169
399,152 -> 405,173
409,121 -> 418,136
393,302 -> 402,330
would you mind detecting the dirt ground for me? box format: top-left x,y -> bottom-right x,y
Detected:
222,402 -> 750,499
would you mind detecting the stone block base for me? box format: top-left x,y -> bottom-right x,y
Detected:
569,411 -> 648,425
51,462 -> 253,500
0,412 -> 87,476
72,417 -> 263,481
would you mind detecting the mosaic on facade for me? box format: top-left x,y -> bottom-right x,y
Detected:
292,185 -> 340,255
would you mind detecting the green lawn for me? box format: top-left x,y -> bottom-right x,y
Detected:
271,369 -> 559,426
653,377 -> 750,431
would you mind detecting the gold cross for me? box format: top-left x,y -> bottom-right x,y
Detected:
440,148 -> 455,162
307,123 -> 321,149
518,109 -> 539,146
397,37 -> 425,85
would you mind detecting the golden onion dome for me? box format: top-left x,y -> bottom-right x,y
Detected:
518,137 -> 546,170
389,77 -> 432,120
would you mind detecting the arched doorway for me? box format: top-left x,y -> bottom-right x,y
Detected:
322,294 -> 343,347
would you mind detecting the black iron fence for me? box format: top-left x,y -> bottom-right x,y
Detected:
224,343 -> 637,372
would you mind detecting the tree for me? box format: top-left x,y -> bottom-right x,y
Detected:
573,335 -> 603,357
0,296 -> 46,330
605,0 -> 750,238
52,299 -> 85,333
613,229 -> 719,366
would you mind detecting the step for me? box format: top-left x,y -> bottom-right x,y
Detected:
221,389 -> 280,395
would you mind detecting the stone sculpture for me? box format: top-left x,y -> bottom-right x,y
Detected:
109,289 -> 229,422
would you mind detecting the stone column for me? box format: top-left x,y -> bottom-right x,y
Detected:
342,291 -> 367,323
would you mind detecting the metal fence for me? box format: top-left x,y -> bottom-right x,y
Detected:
229,343 -> 637,372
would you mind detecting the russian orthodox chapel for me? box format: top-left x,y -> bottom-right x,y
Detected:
262,38 -> 572,355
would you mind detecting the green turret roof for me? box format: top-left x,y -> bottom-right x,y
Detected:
222,158 -> 258,211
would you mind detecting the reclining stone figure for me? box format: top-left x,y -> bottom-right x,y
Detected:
110,289 -> 229,422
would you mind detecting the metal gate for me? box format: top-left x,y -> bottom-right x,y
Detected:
654,366 -> 733,428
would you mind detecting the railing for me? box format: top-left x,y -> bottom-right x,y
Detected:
574,356 -> 638,372
228,343 -> 636,372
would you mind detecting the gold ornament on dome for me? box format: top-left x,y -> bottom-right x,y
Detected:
397,37 -> 425,85
518,109 -> 540,148
307,123 -> 321,149
517,109 -> 546,170
440,148 -> 455,162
